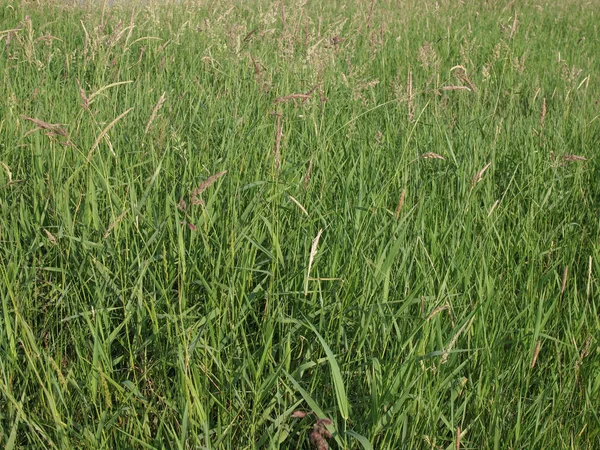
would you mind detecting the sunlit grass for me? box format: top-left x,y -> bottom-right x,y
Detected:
1,0 -> 599,448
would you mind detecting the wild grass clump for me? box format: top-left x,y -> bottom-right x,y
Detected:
1,0 -> 599,448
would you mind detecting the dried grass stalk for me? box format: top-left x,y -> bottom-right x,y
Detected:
451,65 -> 477,92
103,209 -> 127,239
488,199 -> 500,217
303,83 -> 322,103
87,108 -> 133,162
191,170 -> 228,206
273,114 -> 283,171
76,78 -> 89,111
289,195 -> 309,216
44,229 -> 58,246
562,154 -> 587,162
1,162 -> 13,184
540,97 -> 547,129
305,229 -> 323,296
145,92 -> 166,135
531,340 -> 541,368
472,162 -> 491,186
426,304 -> 449,321
395,189 -> 406,220
509,10 -> 518,39
561,265 -> 568,294
440,316 -> 474,365
303,158 -> 313,189
21,115 -> 69,137
442,85 -> 472,92
407,69 -> 414,122
250,54 -> 261,76
421,152 -> 445,160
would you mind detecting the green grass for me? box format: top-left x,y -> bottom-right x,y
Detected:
1,0 -> 599,448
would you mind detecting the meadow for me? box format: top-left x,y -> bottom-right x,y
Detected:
0,0 -> 599,448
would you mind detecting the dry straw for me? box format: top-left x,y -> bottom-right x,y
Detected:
305,229 -> 323,296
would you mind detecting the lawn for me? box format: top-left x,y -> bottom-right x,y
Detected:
0,0 -> 599,448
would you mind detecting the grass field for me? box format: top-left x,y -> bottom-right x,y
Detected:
1,0 -> 599,448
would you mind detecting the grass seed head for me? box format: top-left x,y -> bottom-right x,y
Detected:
421,152 -> 445,160
191,170 -> 228,206
395,189 -> 406,220
472,162 -> 491,186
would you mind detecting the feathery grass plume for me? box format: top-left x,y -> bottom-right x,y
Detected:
76,78 -> 89,111
21,115 -> 69,138
310,418 -> 333,450
540,97 -> 547,129
87,108 -> 133,162
1,162 -> 12,184
509,10 -> 518,40
577,335 -> 592,369
302,83 -> 322,104
451,65 -> 477,92
280,1 -> 287,34
145,91 -> 166,135
191,170 -> 227,206
273,113 -> 283,171
418,41 -> 439,71
250,53 -> 261,77
366,0 -> 376,29
531,340 -> 541,368
291,412 -> 333,450
561,265 -> 568,294
421,152 -> 445,160
305,229 -> 323,296
427,303 -> 454,327
395,189 -> 406,220
304,15 -> 309,48
562,154 -> 587,163
440,316 -> 474,365
103,210 -> 127,239
44,228 -> 57,245
472,162 -> 491,186
426,304 -> 450,321
303,158 -> 313,189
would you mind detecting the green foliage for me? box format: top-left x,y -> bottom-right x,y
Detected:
0,0 -> 599,448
